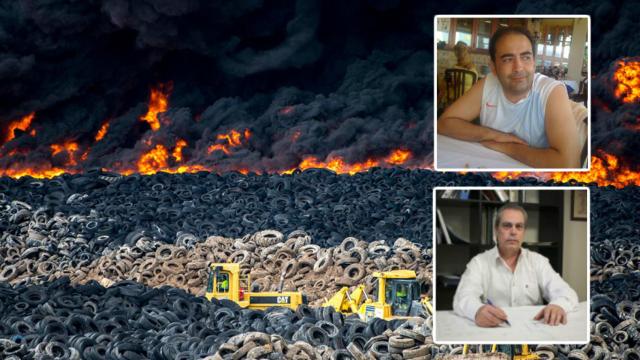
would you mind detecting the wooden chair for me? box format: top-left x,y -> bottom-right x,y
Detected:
444,68 -> 478,108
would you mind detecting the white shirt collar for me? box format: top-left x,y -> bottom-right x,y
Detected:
491,245 -> 526,270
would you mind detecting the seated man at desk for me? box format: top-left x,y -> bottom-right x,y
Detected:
453,204 -> 578,327
437,27 -> 581,168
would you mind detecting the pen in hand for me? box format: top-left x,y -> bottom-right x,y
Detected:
487,299 -> 511,326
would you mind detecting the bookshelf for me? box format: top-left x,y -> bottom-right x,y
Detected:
434,189 -> 564,310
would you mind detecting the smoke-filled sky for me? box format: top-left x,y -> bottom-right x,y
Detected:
0,0 -> 638,174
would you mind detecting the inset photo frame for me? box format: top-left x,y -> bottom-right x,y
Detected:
434,15 -> 591,172
432,187 -> 590,344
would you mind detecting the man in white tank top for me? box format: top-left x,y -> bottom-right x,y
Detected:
438,27 -> 580,168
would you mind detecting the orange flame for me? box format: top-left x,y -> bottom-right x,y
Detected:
550,152 -> 640,188
130,139 -> 207,175
614,60 -> 640,103
386,149 -> 412,165
140,83 -> 171,131
4,112 -> 35,145
95,121 -> 109,141
208,129 -> 251,155
493,151 -> 640,189
50,141 -> 80,166
172,139 -> 187,162
0,137 -> 85,178
171,165 -> 209,174
0,166 -> 68,179
281,149 -> 413,175
137,144 -> 169,175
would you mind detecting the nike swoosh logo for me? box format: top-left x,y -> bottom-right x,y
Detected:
486,102 -> 497,108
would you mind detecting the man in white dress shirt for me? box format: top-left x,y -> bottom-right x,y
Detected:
453,203 -> 578,327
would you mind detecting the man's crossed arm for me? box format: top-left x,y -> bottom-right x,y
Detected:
438,80 -> 581,168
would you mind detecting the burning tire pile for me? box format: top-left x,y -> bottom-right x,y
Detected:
0,170 -> 639,359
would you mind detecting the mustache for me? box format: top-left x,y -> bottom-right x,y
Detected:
509,72 -> 528,78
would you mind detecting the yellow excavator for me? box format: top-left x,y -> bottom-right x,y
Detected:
322,269 -> 433,321
513,345 -> 539,360
462,344 -> 539,360
204,263 -> 306,310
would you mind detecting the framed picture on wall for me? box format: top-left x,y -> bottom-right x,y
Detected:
571,190 -> 588,221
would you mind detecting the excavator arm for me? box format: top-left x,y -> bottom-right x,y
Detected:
421,296 -> 434,315
323,285 -> 367,314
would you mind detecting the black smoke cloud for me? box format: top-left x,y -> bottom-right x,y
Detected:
0,0 -> 638,174
516,0 -> 640,163
81,50 -> 435,173
0,0 -> 446,173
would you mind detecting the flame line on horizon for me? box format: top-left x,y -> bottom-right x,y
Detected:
492,151 -> 640,189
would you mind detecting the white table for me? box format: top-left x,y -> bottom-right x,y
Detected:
434,302 -> 589,344
436,135 -> 532,170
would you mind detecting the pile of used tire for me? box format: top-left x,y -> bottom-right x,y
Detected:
1,170 -> 640,359
0,169 -> 500,249
589,186 -> 640,281
4,274 -> 637,359
1,170 -> 636,260
529,272 -> 640,360
0,211 -> 431,303
0,278 -> 439,359
82,231 -> 431,305
208,318 -> 434,360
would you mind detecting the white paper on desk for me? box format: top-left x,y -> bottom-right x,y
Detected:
436,135 -> 531,170
435,302 -> 589,343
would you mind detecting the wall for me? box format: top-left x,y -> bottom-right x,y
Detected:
562,190 -> 588,301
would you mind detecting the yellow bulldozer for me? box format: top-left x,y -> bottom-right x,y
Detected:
204,263 -> 306,310
462,344 -> 539,360
322,269 -> 433,321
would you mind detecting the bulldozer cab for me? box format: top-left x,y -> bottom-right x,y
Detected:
207,266 -> 230,294
205,263 -> 304,310
205,263 -> 250,304
383,278 -> 421,317
370,270 -> 422,318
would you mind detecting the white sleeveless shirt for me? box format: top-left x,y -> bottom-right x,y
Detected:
480,73 -> 563,148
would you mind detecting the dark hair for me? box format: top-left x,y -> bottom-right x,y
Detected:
494,203 -> 528,229
489,27 -> 535,63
